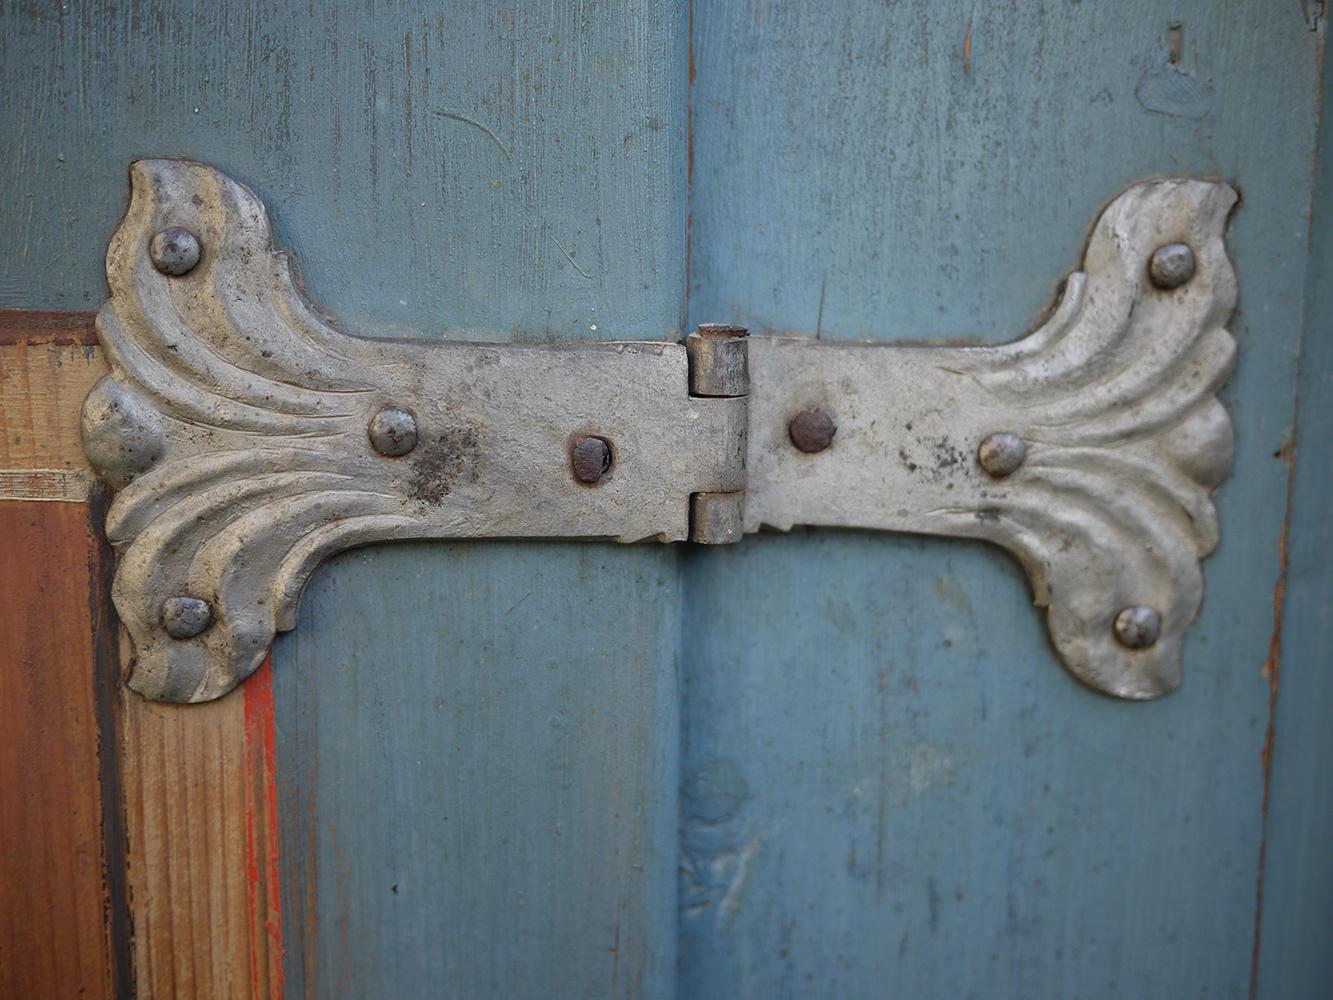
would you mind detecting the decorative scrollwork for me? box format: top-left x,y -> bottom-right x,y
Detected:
83,161 -> 1236,703
81,159 -> 742,702
744,178 -> 1237,699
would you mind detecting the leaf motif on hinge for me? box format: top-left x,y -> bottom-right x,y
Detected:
82,159 -> 417,702
931,179 -> 1237,698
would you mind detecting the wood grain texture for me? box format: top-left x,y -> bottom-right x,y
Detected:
1252,26 -> 1333,998
683,4 -> 1321,998
1,313 -> 284,997
0,499 -> 129,998
0,313 -> 105,475
118,659 -> 285,1000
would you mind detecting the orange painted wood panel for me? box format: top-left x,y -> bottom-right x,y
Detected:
0,499 -> 129,998
2,312 -> 286,998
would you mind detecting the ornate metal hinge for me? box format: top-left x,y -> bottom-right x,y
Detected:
82,160 -> 1236,703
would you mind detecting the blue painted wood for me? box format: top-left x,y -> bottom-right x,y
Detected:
1253,31 -> 1333,999
683,4 -> 1321,997
0,2 -> 684,342
274,543 -> 681,997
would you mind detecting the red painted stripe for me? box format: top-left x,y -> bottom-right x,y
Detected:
244,656 -> 286,1000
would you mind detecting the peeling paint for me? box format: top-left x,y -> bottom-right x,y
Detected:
1136,51 -> 1214,120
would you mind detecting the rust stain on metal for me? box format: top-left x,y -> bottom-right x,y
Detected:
242,656 -> 287,1000
408,425 -> 481,505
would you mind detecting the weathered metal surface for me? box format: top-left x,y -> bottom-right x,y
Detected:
82,159 -> 743,703
689,490 -> 747,545
84,161 -> 1235,703
686,324 -> 750,398
743,180 -> 1237,699
1254,31 -> 1333,996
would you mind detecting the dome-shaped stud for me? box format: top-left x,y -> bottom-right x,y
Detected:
368,407 -> 418,457
571,436 -> 613,484
1148,243 -> 1195,290
149,227 -> 202,276
1113,605 -> 1162,649
162,596 -> 214,639
977,431 -> 1026,478
788,408 -> 837,454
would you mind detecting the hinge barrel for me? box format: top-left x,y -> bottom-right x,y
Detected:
686,324 -> 749,544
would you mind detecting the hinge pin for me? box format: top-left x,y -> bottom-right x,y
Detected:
687,324 -> 749,544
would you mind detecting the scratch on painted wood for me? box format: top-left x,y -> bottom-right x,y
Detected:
1250,433 -> 1298,999
551,233 -> 596,279
430,108 -> 512,159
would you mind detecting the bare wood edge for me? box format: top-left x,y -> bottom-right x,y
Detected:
2,315 -> 285,998
117,652 -> 286,1000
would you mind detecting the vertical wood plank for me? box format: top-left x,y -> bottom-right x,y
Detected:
683,4 -> 1319,997
2,315 -> 285,998
1252,26 -> 1333,999
240,2 -> 689,996
0,499 -> 128,997
118,661 -> 285,1000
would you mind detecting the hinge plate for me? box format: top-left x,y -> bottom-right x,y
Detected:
82,160 -> 1236,703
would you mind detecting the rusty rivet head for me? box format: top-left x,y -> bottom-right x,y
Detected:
149,227 -> 202,276
1113,605 -> 1162,649
1148,243 -> 1196,290
368,407 -> 418,457
788,408 -> 836,453
571,436 -> 612,484
977,431 -> 1026,477
162,596 -> 214,639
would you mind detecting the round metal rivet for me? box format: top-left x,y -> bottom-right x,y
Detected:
572,436 -> 612,484
1148,243 -> 1195,290
162,596 -> 214,639
149,227 -> 202,276
977,431 -> 1026,478
1114,605 -> 1162,649
788,408 -> 837,453
368,407 -> 418,457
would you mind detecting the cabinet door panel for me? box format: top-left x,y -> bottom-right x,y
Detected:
683,4 -> 1318,997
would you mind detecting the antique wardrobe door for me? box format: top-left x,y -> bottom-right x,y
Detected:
679,6 -> 1330,1000
2,3 -> 1331,1000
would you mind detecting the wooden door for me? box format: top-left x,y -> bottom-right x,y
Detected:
2,3 -> 1329,998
